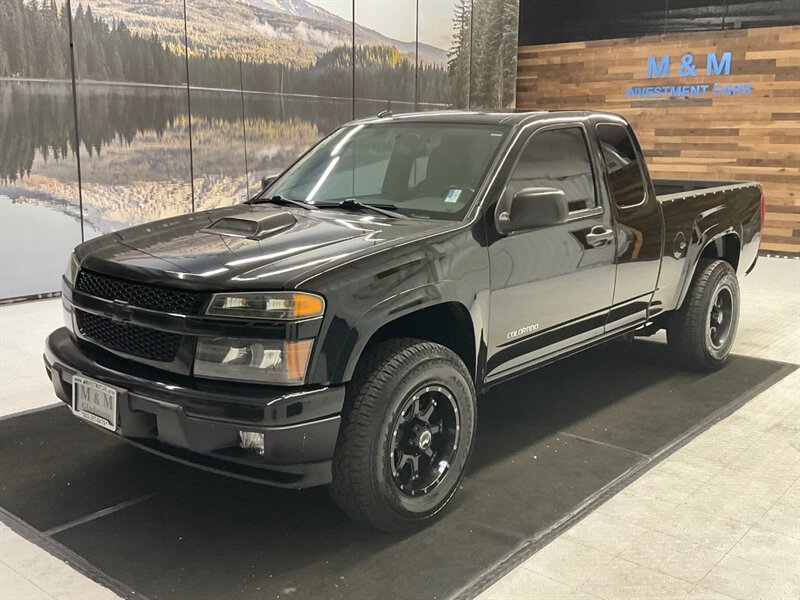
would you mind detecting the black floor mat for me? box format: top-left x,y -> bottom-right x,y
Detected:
0,342 -> 793,600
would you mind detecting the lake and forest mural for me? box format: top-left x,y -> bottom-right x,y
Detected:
0,0 -> 519,298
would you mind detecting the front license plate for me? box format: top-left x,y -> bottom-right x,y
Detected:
72,376 -> 118,432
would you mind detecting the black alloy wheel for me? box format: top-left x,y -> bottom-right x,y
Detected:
707,284 -> 734,351
330,338 -> 477,531
389,384 -> 460,497
667,259 -> 740,372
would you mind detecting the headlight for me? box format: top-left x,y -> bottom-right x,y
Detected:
194,337 -> 313,384
206,292 -> 324,320
64,253 -> 79,286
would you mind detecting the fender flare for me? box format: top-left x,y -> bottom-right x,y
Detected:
331,280 -> 484,383
675,225 -> 742,310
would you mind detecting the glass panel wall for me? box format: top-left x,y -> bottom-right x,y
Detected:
469,0 -> 519,109
72,1 -> 194,237
240,0 -> 353,192
354,0 -> 418,118
185,5 -> 248,210
0,1 -> 83,298
418,0 -> 463,108
0,0 -> 520,300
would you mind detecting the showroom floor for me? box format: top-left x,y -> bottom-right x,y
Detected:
0,257 -> 798,600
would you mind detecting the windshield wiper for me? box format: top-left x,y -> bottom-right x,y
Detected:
317,198 -> 408,219
246,195 -> 314,211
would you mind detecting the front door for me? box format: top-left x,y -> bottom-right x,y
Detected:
486,123 -> 616,380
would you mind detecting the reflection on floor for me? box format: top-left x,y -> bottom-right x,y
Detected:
0,257 -> 798,600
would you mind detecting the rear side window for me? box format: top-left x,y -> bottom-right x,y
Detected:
505,127 -> 597,213
597,123 -> 647,208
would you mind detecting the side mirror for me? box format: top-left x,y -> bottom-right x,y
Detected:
498,187 -> 569,233
261,175 -> 278,191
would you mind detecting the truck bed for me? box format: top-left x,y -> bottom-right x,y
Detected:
652,178 -> 762,314
653,179 -> 759,200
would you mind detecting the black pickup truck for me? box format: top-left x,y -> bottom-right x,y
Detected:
45,110 -> 763,530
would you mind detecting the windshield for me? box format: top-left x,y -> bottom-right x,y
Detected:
267,122 -> 508,220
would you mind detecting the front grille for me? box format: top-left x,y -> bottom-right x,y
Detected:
76,310 -> 181,362
75,270 -> 204,315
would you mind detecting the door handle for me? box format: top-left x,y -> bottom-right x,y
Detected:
585,226 -> 614,248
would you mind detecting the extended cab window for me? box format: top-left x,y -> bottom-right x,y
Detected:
597,123 -> 647,208
504,127 -> 597,213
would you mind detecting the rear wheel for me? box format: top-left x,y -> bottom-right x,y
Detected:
329,339 -> 476,531
667,259 -> 740,372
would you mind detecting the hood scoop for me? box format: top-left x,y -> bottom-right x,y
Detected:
201,213 -> 297,240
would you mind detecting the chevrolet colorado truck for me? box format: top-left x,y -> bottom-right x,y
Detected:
45,110 -> 764,531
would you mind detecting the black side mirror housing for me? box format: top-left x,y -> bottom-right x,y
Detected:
498,187 -> 569,233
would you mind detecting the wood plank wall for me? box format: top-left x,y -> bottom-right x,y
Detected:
517,25 -> 800,256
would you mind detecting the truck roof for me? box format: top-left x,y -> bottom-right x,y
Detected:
349,109 -> 614,128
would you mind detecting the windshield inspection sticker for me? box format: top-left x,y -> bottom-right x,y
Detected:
445,188 -> 462,203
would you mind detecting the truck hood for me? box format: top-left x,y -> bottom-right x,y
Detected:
77,204 -> 450,289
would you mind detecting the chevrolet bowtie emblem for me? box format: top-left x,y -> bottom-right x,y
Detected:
107,299 -> 134,323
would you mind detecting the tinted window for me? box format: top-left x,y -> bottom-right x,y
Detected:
597,123 -> 647,208
505,127 -> 596,213
269,123 -> 507,220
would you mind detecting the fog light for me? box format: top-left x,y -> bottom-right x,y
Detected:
239,431 -> 265,455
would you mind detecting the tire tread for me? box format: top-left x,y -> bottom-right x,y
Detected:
329,338 -> 474,531
667,259 -> 738,372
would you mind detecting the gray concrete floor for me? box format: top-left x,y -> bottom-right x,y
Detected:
478,257 -> 800,600
0,257 -> 798,599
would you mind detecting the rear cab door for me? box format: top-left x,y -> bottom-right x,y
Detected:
485,115 -> 617,381
589,115 -> 664,331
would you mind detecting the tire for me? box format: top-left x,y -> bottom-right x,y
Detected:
329,338 -> 477,532
667,259 -> 740,372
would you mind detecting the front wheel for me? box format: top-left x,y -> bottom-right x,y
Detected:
667,259 -> 740,372
329,339 -> 476,532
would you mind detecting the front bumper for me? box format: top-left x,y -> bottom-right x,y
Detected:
44,327 -> 344,488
